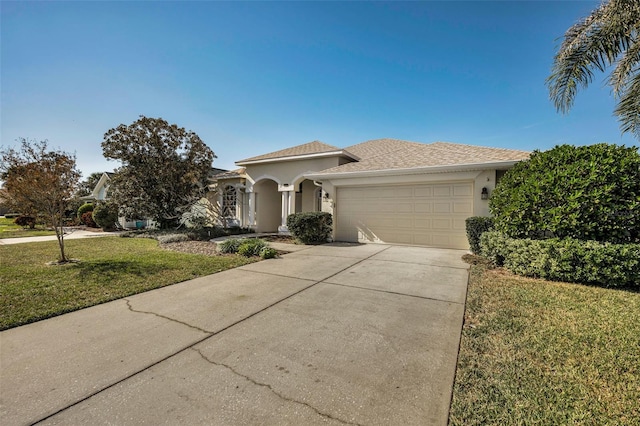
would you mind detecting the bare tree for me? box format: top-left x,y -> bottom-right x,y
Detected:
1,139 -> 81,262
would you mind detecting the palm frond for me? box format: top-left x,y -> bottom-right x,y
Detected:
614,71 -> 640,138
547,0 -> 632,113
608,1 -> 640,96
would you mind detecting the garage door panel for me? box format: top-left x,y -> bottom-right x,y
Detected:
453,184 -> 473,197
414,202 -> 432,213
453,219 -> 467,230
413,218 -> 432,229
433,203 -> 451,213
453,202 -> 473,213
433,186 -> 452,197
336,182 -> 474,249
396,203 -> 413,213
432,218 -> 452,230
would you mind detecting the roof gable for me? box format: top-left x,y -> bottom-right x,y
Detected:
236,141 -> 344,165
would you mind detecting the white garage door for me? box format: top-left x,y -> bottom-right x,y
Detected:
335,182 -> 474,249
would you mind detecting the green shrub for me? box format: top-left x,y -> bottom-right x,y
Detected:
81,211 -> 97,227
217,238 -> 242,254
480,231 -> 510,266
92,202 -> 119,230
237,239 -> 268,257
480,231 -> 640,288
260,247 -> 278,259
14,215 -> 36,229
77,203 -> 94,218
286,212 -> 332,244
490,143 -> 640,243
465,216 -> 494,254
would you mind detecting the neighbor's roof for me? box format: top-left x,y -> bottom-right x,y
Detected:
236,141 -> 354,165
311,139 -> 530,176
211,167 -> 246,180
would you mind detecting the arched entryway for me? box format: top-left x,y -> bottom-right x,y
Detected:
293,179 -> 323,213
253,179 -> 281,232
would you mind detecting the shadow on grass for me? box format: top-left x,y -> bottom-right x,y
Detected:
74,260 -> 165,279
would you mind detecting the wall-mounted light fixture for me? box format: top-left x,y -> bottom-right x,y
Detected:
481,187 -> 489,200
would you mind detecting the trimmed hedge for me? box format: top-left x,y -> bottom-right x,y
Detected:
286,212 -> 332,244
77,203 -> 94,218
14,215 -> 36,229
465,216 -> 494,254
480,231 -> 640,288
489,143 -> 640,243
92,202 -> 119,230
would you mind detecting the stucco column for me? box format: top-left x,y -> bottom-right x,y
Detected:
247,191 -> 256,228
278,190 -> 292,232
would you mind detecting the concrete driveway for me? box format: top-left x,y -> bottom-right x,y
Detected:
0,243 -> 469,426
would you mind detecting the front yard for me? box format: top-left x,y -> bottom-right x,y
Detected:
0,237 -> 256,330
0,216 -> 56,238
450,263 -> 640,425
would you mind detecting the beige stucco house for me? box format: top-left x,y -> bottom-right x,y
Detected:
213,138 -> 530,249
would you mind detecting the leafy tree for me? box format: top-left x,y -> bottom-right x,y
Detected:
101,116 -> 215,228
547,0 -> 640,138
490,143 -> 640,243
76,172 -> 104,197
92,200 -> 119,230
1,139 -> 81,262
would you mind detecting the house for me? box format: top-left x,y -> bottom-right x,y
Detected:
84,169 -> 229,229
213,139 -> 530,249
80,172 -> 147,229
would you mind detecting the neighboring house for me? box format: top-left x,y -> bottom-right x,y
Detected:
81,172 -> 155,229
213,139 -> 530,249
80,172 -> 114,203
83,169 -> 229,230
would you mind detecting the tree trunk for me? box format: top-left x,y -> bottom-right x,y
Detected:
52,215 -> 67,262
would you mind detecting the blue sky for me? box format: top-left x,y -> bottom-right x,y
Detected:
1,0 -> 636,178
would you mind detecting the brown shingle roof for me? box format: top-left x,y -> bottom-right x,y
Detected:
313,140 -> 530,175
343,138 -> 424,159
211,167 -> 246,180
236,141 -> 342,164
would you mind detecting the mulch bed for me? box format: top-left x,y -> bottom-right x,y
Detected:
161,235 -> 298,257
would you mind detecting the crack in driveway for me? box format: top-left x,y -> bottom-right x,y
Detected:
30,247 -> 392,425
192,348 -> 364,426
124,299 -> 213,334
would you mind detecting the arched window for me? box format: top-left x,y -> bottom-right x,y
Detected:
222,185 -> 237,219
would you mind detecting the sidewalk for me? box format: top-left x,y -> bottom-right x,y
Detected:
0,229 -> 122,245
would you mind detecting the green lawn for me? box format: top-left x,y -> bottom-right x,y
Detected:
0,237 -> 256,330
450,264 -> 640,425
0,216 -> 56,238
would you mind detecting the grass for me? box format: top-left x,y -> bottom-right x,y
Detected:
449,264 -> 640,425
0,237 -> 256,330
0,216 -> 56,238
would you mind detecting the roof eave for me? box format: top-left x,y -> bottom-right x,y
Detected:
236,150 -> 359,166
305,160 -> 523,180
